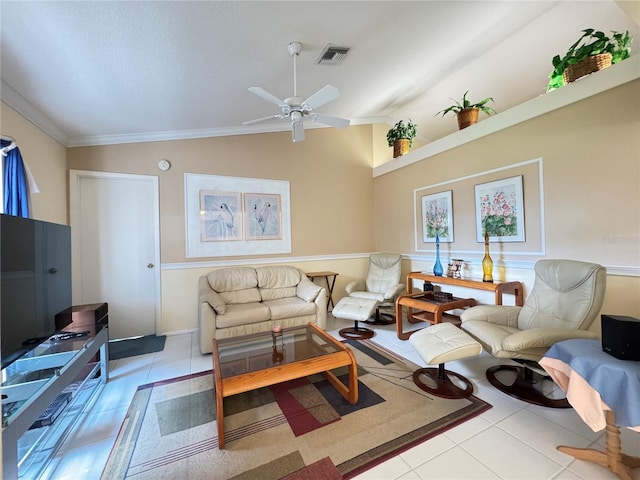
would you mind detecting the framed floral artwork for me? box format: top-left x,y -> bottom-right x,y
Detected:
421,190 -> 454,243
475,175 -> 525,242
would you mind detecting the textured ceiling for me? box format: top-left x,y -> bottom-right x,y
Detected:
1,1 -> 638,147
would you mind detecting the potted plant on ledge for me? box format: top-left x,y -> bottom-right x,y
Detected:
386,119 -> 417,158
435,91 -> 496,130
547,29 -> 632,91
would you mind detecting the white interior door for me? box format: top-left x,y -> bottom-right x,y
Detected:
70,170 -> 160,339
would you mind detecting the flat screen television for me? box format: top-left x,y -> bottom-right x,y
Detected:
1,214 -> 72,369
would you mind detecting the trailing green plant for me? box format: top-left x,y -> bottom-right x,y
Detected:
434,91 -> 496,117
386,119 -> 417,147
547,29 -> 632,91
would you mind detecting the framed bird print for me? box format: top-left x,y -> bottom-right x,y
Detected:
185,173 -> 291,258
200,190 -> 242,241
244,193 -> 282,240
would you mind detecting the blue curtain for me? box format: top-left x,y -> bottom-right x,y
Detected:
1,139 -> 30,218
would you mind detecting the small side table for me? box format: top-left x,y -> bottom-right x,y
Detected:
395,292 -> 477,340
540,339 -> 640,480
306,271 -> 339,310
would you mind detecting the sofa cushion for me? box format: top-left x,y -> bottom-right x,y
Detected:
207,267 -> 261,305
296,277 -> 322,302
202,289 -> 227,314
264,297 -> 317,321
215,303 -> 271,329
221,288 -> 262,305
207,267 -> 257,292
257,266 -> 301,301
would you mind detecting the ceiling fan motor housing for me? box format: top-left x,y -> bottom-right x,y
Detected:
287,41 -> 302,56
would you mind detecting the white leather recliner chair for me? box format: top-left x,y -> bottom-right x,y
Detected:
345,253 -> 405,325
461,259 -> 606,408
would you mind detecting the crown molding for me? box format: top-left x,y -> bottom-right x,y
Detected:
1,81 -> 70,146
63,115 -> 390,147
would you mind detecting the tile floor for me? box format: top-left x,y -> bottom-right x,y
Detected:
40,316 -> 640,480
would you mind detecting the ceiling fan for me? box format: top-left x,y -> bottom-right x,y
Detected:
243,41 -> 350,142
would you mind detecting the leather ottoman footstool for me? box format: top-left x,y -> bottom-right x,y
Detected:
409,322 -> 482,399
332,297 -> 379,340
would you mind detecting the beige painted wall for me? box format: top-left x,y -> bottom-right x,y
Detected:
374,80 -> 640,318
67,125 -> 376,263
66,126 -> 379,334
1,102 -> 67,224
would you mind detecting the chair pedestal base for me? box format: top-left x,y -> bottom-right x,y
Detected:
364,307 -> 395,326
339,320 -> 374,340
486,365 -> 571,408
412,364 -> 474,399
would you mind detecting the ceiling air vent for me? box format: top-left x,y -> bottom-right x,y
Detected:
316,45 -> 351,65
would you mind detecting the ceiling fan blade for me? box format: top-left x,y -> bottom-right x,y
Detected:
311,113 -> 350,129
242,114 -> 284,126
292,121 -> 305,142
248,87 -> 286,107
303,84 -> 340,110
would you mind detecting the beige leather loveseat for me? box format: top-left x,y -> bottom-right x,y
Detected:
198,265 -> 327,354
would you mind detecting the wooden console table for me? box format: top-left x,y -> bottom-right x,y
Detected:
395,272 -> 525,340
406,272 -> 525,306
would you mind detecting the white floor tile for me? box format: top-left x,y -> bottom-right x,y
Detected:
400,433 -> 456,469
57,405 -> 128,453
41,436 -> 115,480
413,446 -> 501,479
443,414 -> 493,444
191,351 -> 213,374
497,409 -> 598,465
461,427 -> 564,480
352,454 -> 412,480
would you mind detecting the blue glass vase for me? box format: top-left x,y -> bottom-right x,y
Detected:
433,233 -> 444,276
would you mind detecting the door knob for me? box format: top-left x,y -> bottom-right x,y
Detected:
147,263 -> 154,269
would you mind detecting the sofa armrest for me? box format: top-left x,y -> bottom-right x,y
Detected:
198,302 -> 217,354
460,305 -> 522,328
345,279 -> 365,295
503,328 -> 599,351
384,283 -> 405,301
314,288 -> 327,329
198,276 -> 218,354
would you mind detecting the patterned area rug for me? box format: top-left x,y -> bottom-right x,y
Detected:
102,339 -> 490,479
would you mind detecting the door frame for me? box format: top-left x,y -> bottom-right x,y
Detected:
69,169 -> 161,335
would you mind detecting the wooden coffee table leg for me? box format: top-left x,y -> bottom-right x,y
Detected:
347,354 -> 358,403
212,341 -> 226,448
321,349 -> 359,404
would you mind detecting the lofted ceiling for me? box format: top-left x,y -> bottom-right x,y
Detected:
1,1 -> 638,148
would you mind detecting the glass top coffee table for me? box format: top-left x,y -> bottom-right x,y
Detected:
212,322 -> 358,448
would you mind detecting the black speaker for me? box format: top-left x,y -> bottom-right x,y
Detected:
601,314 -> 640,361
